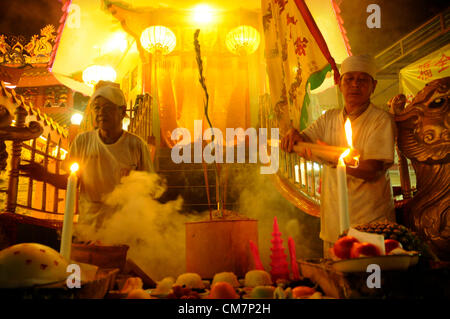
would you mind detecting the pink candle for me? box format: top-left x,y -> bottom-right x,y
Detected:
249,240 -> 264,270
288,237 -> 300,280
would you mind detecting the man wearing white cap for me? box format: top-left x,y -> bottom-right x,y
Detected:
281,55 -> 396,257
21,81 -> 154,230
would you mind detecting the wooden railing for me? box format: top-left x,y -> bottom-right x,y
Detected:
0,84 -> 70,226
127,93 -> 156,162
259,94 -> 322,217
15,133 -> 69,221
128,93 -> 153,145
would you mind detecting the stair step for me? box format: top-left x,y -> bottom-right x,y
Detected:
155,146 -> 259,211
159,185 -> 241,204
157,145 -> 260,171
181,203 -> 235,214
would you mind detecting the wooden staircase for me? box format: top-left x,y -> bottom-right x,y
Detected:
155,145 -> 254,214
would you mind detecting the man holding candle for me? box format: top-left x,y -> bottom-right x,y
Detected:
280,55 -> 396,257
20,81 -> 154,234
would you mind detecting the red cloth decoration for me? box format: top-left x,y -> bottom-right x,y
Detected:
293,0 -> 341,84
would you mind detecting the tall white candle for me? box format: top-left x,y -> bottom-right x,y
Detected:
337,150 -> 350,235
60,163 -> 79,260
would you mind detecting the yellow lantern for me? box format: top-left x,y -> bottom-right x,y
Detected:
70,113 -> 83,125
140,26 -> 176,55
226,25 -> 260,56
82,65 -> 117,87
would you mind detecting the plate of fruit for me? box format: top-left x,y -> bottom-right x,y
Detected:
330,226 -> 420,272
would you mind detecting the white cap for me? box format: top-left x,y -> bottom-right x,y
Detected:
340,54 -> 377,79
90,81 -> 126,107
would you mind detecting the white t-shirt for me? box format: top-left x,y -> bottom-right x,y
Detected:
302,104 -> 396,243
67,129 -> 154,227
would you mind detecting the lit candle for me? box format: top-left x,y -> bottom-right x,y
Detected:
336,118 -> 355,235
60,162 -> 79,260
337,149 -> 350,234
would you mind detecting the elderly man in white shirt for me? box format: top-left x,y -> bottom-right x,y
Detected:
20,81 -> 154,233
281,55 -> 396,257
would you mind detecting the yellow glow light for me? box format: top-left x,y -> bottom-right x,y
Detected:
4,81 -> 16,89
51,147 -> 68,159
344,118 -> 353,148
70,163 -> 79,173
82,65 -> 117,87
192,4 -> 214,24
140,26 -> 176,55
340,148 -> 351,160
122,116 -> 130,130
71,113 -> 83,125
103,32 -> 128,53
226,25 -> 260,56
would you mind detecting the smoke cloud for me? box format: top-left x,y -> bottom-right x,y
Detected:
74,170 -> 208,281
230,164 -> 323,270
73,162 -> 322,281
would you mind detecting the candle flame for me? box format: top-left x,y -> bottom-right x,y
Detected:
344,118 -> 353,148
340,148 -> 350,160
338,148 -> 350,166
70,163 -> 79,173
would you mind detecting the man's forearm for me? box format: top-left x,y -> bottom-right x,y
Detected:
346,159 -> 385,182
45,172 -> 69,189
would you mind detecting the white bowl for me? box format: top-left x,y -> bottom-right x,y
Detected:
332,254 -> 419,273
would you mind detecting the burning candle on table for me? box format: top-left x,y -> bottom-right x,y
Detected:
337,149 -> 350,234
337,118 -> 358,235
60,162 -> 79,260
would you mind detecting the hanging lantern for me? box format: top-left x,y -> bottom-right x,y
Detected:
70,113 -> 83,125
82,65 -> 117,87
226,25 -> 260,56
140,26 -> 176,55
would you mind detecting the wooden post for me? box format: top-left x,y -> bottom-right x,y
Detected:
53,138 -> 62,213
41,133 -> 51,212
6,105 -> 27,213
396,147 -> 412,199
26,138 -> 37,208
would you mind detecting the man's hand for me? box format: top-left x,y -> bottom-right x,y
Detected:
19,160 -> 69,189
346,159 -> 385,182
281,128 -> 306,153
19,160 -> 48,182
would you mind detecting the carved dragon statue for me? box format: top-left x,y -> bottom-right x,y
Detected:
389,76 -> 449,260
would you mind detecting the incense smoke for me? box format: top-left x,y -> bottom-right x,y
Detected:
74,170 -> 208,281
73,162 -> 322,281
231,164 -> 323,269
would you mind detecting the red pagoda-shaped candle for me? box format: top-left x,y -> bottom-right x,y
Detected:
269,216 -> 290,281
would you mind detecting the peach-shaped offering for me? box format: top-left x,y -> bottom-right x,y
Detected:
211,272 -> 240,288
244,270 -> 272,287
209,282 -> 239,299
175,273 -> 205,289
333,236 -> 360,259
292,286 -> 316,298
